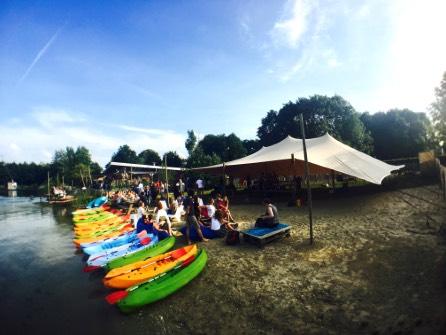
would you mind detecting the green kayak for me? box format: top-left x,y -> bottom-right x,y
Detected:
117,248 -> 207,313
73,212 -> 115,224
104,237 -> 175,271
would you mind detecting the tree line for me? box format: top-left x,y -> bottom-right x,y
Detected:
2,71 -> 445,187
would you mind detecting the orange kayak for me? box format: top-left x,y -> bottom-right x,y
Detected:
103,244 -> 198,289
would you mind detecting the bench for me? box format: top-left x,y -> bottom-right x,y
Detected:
241,223 -> 291,248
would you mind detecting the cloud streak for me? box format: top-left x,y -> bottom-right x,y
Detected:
17,24 -> 65,86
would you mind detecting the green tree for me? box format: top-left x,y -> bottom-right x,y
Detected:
90,162 -> 103,178
197,133 -> 246,162
185,130 -> 197,155
51,146 -> 99,185
361,109 -> 432,159
138,149 -> 161,165
430,71 -> 446,149
162,151 -> 183,167
186,146 -> 221,168
111,145 -> 139,164
224,133 -> 247,161
242,139 -> 262,155
257,95 -> 373,153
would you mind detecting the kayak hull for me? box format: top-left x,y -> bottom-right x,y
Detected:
104,244 -> 198,289
117,248 -> 207,313
105,237 -> 175,271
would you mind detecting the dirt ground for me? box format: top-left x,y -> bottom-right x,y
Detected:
141,184 -> 446,335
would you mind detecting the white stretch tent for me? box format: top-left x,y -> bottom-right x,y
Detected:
193,133 -> 404,185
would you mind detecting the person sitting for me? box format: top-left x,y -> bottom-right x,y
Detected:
199,198 -> 216,225
155,201 -> 173,236
210,209 -> 238,238
52,186 -> 66,199
183,190 -> 208,244
216,193 -> 235,222
136,201 -> 146,222
137,214 -> 169,240
255,198 -> 279,228
168,196 -> 178,215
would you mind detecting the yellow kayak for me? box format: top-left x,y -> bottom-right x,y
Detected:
74,217 -> 128,233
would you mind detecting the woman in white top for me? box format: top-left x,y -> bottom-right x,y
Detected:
155,201 -> 172,236
210,209 -> 237,238
136,201 -> 146,221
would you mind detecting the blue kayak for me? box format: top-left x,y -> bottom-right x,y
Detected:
93,196 -> 107,207
87,235 -> 158,268
86,199 -> 96,209
82,231 -> 138,255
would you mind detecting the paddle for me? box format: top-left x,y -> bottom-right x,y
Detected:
105,253 -> 196,305
104,246 -> 189,279
83,265 -> 102,272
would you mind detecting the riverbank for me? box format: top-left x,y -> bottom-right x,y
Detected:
1,184 -> 445,334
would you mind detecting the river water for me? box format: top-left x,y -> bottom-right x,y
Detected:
0,196 -> 145,334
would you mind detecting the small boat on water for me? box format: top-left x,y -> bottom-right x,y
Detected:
48,195 -> 75,204
7,180 -> 18,191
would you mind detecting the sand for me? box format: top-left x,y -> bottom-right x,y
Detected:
151,184 -> 446,334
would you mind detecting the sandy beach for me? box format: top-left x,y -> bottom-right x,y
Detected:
157,184 -> 446,334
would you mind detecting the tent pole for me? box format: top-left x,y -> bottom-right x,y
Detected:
222,162 -> 226,195
291,153 -> 296,204
165,156 -> 169,207
300,113 -> 314,244
331,169 -> 335,193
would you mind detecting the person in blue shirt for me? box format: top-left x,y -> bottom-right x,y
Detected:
136,214 -> 169,240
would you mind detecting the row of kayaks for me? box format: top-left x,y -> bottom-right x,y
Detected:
72,198 -> 207,313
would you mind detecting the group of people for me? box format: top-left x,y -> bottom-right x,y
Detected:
181,191 -> 238,244
51,186 -> 66,199
111,175 -> 280,245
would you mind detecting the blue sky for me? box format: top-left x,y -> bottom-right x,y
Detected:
1,0 -> 445,166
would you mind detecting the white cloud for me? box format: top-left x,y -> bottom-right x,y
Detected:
356,0 -> 446,112
271,0 -> 315,49
0,108 -> 188,166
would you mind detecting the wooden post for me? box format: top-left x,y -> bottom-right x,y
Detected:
222,162 -> 226,195
165,156 -> 169,207
88,165 -> 93,186
300,113 -> 314,244
291,153 -> 296,204
79,168 -> 86,188
47,171 -> 50,198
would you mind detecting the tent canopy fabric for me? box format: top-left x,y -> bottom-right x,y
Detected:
192,134 -> 404,185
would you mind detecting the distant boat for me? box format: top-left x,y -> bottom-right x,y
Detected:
48,195 -> 75,205
7,180 -> 17,191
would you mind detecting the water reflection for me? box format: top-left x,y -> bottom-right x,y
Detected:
8,190 -> 17,197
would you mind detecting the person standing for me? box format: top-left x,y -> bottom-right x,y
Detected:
176,178 -> 185,194
196,177 -> 204,196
